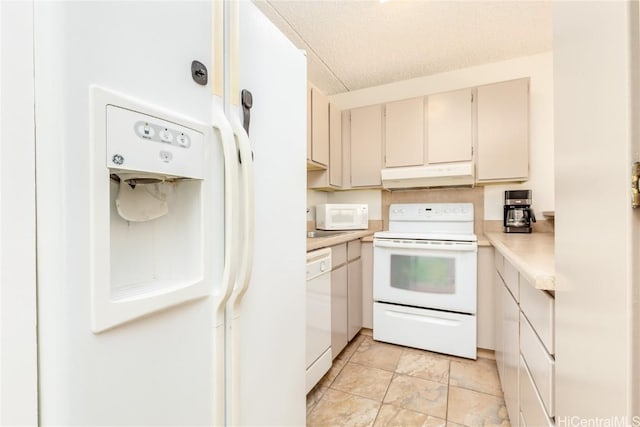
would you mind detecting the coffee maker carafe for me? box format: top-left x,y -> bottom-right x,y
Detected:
504,190 -> 536,233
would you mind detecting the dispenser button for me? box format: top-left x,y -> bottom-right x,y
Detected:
159,151 -> 173,162
137,123 -> 155,139
176,134 -> 190,148
160,129 -> 173,143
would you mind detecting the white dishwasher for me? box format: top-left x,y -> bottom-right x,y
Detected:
306,247 -> 332,393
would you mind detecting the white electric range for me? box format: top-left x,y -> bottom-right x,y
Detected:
373,203 -> 478,359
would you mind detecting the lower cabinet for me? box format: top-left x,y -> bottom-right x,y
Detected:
494,270 -> 505,380
361,241 -> 373,329
347,240 -> 362,341
520,355 -> 554,427
501,281 -> 520,425
331,263 -> 348,358
329,240 -> 363,359
477,246 -> 495,350
347,258 -> 362,340
494,248 -> 555,427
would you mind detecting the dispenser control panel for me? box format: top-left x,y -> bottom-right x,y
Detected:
134,121 -> 191,148
106,105 -> 205,179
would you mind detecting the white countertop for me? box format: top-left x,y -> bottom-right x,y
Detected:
485,231 -> 556,291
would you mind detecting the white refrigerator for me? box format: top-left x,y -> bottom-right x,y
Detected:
33,1 -> 306,425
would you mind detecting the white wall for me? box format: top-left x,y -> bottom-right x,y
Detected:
554,1 -> 639,420
330,52 -> 554,221
0,1 -> 38,425
307,189 -> 327,221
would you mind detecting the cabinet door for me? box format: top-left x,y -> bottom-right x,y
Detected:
477,247 -> 495,350
477,78 -> 529,182
307,83 -> 312,162
329,104 -> 342,187
384,97 -> 424,167
427,88 -> 473,164
361,242 -> 373,329
311,87 -> 329,166
502,282 -> 520,426
347,258 -> 363,341
494,270 -> 505,380
331,264 -> 348,359
350,105 -> 382,187
309,103 -> 343,190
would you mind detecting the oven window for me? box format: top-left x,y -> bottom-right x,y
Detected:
389,254 -> 455,294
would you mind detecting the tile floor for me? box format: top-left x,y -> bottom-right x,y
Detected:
306,329 -> 510,427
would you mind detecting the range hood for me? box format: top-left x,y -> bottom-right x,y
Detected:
381,162 -> 475,189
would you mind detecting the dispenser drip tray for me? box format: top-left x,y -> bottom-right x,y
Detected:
113,173 -> 174,222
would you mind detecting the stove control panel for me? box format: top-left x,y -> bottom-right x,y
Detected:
389,203 -> 474,222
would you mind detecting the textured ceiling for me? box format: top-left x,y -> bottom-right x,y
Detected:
254,0 -> 552,95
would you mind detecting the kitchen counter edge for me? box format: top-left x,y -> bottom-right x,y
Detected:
307,228 -> 378,252
485,231 -> 556,291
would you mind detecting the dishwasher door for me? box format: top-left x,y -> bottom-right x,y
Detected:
306,248 -> 332,393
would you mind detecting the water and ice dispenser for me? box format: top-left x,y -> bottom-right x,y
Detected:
90,87 -> 215,333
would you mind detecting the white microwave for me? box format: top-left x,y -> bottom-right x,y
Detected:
316,204 -> 369,230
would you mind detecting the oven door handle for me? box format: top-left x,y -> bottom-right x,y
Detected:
374,240 -> 477,251
386,309 -> 462,326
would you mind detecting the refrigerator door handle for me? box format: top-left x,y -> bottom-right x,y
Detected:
230,113 -> 254,310
213,107 -> 240,313
225,112 -> 255,427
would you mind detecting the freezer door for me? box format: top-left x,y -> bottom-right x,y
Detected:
34,2 -> 225,425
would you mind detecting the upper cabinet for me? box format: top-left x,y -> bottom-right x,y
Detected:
329,104 -> 342,187
350,105 -> 383,187
308,87 -> 342,190
309,77 -> 530,191
384,97 -> 425,168
427,88 -> 474,164
307,85 -> 329,169
476,79 -> 529,182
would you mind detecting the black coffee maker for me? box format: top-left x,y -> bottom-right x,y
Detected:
504,190 -> 536,233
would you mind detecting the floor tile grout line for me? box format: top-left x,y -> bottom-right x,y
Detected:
371,346 -> 411,425
327,386 -> 387,407
448,383 -> 506,399
307,335 -> 370,424
347,359 -> 398,373
309,336 -> 503,427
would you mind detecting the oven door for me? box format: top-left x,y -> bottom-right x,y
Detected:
373,238 -> 477,314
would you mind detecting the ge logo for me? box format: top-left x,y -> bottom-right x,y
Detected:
112,154 -> 124,165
